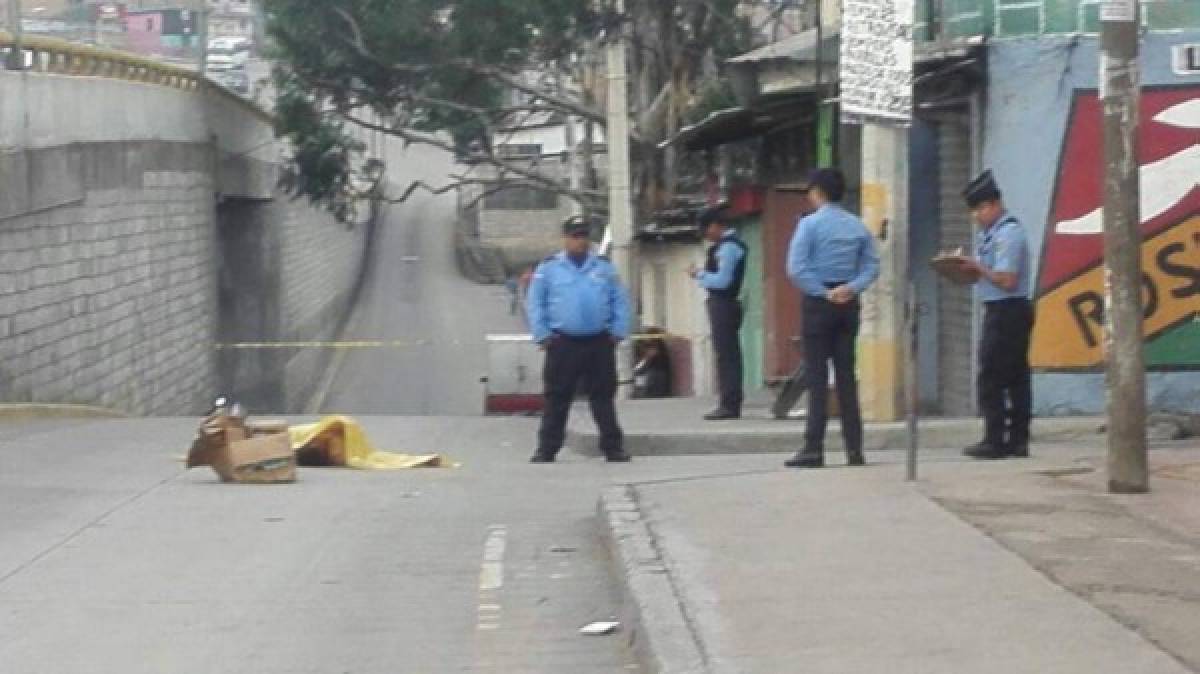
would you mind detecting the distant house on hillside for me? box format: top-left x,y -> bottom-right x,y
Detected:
459,74 -> 608,269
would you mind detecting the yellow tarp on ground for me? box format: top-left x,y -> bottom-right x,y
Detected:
288,415 -> 445,470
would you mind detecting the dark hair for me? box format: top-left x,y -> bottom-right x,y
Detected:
807,168 -> 846,202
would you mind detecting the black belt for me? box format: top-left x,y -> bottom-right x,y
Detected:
984,297 -> 1030,307
823,281 -> 850,289
554,331 -> 608,342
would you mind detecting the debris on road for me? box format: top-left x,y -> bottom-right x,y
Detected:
186,402 -> 449,482
579,621 -> 621,636
290,415 -> 447,470
186,400 -> 297,484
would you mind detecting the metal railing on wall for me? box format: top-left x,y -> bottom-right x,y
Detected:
0,30 -> 272,123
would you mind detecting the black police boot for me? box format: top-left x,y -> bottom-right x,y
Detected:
1007,443 -> 1030,458
703,409 -> 741,421
847,449 -> 866,466
605,450 -> 632,463
529,452 -> 557,463
963,442 -> 1008,460
785,453 -> 824,468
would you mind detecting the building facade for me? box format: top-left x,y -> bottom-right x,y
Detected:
910,0 -> 1200,416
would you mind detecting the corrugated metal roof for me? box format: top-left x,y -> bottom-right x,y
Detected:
727,29 -> 818,64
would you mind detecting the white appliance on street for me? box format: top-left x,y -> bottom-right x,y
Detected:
481,334 -> 544,415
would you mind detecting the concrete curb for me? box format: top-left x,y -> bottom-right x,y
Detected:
0,404 -> 129,421
573,416 -> 1104,456
598,485 -> 709,674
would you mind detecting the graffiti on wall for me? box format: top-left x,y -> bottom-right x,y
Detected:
1031,87 -> 1200,370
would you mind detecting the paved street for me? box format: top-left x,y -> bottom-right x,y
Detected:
0,416 -> 643,673
315,141 -> 523,416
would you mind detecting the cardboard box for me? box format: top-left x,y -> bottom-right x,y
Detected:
212,432 -> 296,484
186,418 -> 246,470
246,419 -> 289,437
186,416 -> 295,484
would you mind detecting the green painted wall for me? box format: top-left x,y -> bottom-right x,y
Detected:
915,0 -> 1200,41
1146,321 -> 1200,368
738,217 -> 766,392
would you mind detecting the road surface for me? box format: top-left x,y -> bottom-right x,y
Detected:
0,416 -> 641,673
315,140 -> 524,416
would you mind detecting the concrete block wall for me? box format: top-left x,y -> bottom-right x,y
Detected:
0,142 -> 218,415
2,71 -> 377,415
277,199 -> 372,411
479,206 -> 571,267
214,192 -> 372,414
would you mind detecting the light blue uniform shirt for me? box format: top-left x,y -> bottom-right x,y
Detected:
786,204 -> 880,297
526,252 -> 632,343
696,230 -> 746,291
975,213 -> 1031,302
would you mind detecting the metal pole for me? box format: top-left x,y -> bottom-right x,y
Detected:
905,280 -> 919,482
1100,0 -> 1148,494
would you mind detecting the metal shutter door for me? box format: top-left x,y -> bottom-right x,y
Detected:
936,118 -> 976,417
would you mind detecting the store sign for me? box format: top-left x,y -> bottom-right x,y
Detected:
1174,44 -> 1200,75
1101,0 -> 1138,23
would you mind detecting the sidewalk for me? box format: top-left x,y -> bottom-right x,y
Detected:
601,442 -> 1200,673
569,396 -> 1103,456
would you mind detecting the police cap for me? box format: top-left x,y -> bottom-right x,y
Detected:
696,202 -> 732,233
562,215 -> 591,236
963,169 -> 1002,208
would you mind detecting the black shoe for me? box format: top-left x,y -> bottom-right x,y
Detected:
847,451 -> 866,467
963,442 -> 1008,460
703,409 -> 741,421
529,452 -> 556,463
605,451 -> 632,463
1007,443 -> 1030,458
784,454 -> 824,468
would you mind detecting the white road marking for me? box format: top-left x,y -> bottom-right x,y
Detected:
479,525 -> 507,591
477,525 -> 507,631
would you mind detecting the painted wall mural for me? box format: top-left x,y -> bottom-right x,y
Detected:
1031,86 -> 1200,370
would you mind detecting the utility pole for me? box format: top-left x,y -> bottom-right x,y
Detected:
1100,0 -> 1148,494
605,0 -> 634,284
605,0 -> 636,394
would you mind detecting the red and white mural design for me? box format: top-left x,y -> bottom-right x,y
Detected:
1031,86 -> 1200,369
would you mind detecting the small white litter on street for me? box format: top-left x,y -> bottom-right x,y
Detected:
579,621 -> 620,636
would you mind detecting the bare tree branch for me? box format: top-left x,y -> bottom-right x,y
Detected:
339,112 -> 605,205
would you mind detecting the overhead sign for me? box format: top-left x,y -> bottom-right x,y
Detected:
840,0 -> 914,124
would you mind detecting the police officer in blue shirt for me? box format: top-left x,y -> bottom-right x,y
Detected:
960,170 -> 1034,460
526,216 -> 633,463
688,204 -> 749,420
784,168 -> 880,468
